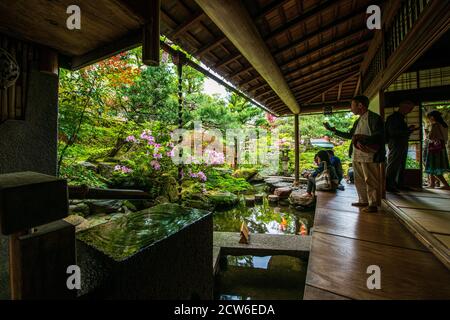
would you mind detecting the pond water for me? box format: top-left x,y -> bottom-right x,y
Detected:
213,186 -> 313,236
215,255 -> 307,300
213,183 -> 313,300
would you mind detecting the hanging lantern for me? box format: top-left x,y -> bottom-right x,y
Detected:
0,48 -> 20,89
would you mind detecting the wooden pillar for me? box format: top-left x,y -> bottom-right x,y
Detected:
39,47 -> 58,75
142,0 -> 160,66
175,53 -> 184,205
294,114 -> 300,187
379,90 -> 386,202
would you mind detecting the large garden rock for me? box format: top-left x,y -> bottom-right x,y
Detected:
69,203 -> 90,217
268,194 -> 279,203
232,168 -> 258,181
248,172 -> 265,183
208,192 -> 239,208
273,182 -> 293,189
160,175 -> 178,203
274,187 -> 292,199
78,161 -> 98,172
85,200 -> 124,214
289,190 -> 315,208
97,162 -> 117,180
264,177 -> 283,187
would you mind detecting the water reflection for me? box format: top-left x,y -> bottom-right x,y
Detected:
215,255 -> 307,300
213,195 -> 313,236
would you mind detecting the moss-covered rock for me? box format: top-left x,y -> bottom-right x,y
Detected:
208,191 -> 239,208
232,168 -> 258,181
160,174 -> 178,203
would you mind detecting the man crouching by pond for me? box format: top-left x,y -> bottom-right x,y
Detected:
324,96 -> 385,213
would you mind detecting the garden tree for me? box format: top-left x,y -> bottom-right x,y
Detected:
189,92 -> 267,131
226,92 -> 268,127
58,64 -> 111,174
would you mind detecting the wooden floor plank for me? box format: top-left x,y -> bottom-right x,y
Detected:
306,233 -> 450,299
303,285 -> 350,300
387,194 -> 450,212
401,208 -> 450,235
317,200 -> 361,213
313,208 -> 427,251
393,189 -> 450,199
435,234 -> 450,249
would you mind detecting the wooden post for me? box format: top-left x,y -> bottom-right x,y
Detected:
0,172 -> 70,299
175,54 -> 184,205
379,90 -> 386,202
39,47 -> 58,75
142,0 -> 161,66
294,114 -> 300,187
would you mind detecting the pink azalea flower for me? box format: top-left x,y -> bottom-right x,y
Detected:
166,149 -> 175,157
197,171 -> 207,182
150,160 -> 161,170
114,165 -> 132,174
153,153 -> 162,159
125,135 -> 137,143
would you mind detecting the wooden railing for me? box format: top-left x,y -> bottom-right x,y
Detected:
362,0 -> 431,92
68,185 -> 152,200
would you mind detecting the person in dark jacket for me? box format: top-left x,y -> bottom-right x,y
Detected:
385,101 -> 417,192
324,95 -> 385,213
304,150 -> 338,197
326,149 -> 345,190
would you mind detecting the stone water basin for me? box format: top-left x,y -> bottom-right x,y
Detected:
76,203 -> 213,299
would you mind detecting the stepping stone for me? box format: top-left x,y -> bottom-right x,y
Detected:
274,187 -> 292,199
268,195 -> 279,203
255,194 -> 264,203
245,197 -> 255,206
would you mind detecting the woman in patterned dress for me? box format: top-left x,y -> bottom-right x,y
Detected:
425,110 -> 450,189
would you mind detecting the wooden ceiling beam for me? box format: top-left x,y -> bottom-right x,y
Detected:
272,11 -> 369,59
169,12 -> 205,39
248,82 -> 270,94
195,0 -> 301,113
194,36 -> 227,57
239,35 -> 368,87
279,28 -> 369,70
289,59 -> 363,86
256,90 -> 276,100
230,65 -> 254,79
294,71 -> 359,99
259,91 -> 274,100
255,0 -> 292,21
239,75 -> 262,88
295,72 -> 360,99
214,52 -> 242,69
306,74 -> 357,103
285,47 -> 367,80
265,95 -> 281,105
264,0 -> 336,42
354,74 -> 361,96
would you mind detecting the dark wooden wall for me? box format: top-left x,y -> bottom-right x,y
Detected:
0,34 -> 38,123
